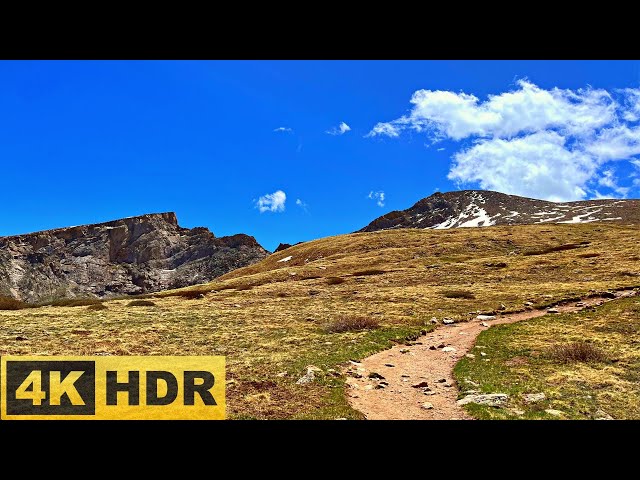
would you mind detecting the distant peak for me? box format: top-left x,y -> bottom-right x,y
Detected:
360,190 -> 639,232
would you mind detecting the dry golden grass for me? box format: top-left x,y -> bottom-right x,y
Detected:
1,223 -> 639,419
454,295 -> 640,419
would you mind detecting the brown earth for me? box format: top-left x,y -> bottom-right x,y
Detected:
346,289 -> 638,420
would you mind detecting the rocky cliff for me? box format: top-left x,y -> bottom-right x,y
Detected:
360,190 -> 640,232
0,212 -> 269,302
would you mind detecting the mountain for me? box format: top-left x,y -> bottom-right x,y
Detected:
0,212 -> 268,302
359,190 -> 640,232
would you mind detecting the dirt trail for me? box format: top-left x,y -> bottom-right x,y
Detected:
346,289 -> 638,420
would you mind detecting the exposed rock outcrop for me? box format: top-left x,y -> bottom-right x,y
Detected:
0,212 -> 268,302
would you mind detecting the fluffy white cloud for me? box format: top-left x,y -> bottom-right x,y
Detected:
449,132 -> 597,202
368,190 -> 385,207
585,125 -> 640,161
295,198 -> 308,210
369,80 -> 640,201
368,80 -> 615,141
256,190 -> 286,213
273,127 -> 292,133
327,122 -> 351,135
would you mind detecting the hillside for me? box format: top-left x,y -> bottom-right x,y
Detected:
359,190 -> 640,232
0,212 -> 268,302
2,222 -> 638,419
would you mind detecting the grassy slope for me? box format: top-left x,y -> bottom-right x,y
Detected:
454,296 -> 640,419
1,223 -> 639,419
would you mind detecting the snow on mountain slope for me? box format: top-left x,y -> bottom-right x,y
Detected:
359,190 -> 640,232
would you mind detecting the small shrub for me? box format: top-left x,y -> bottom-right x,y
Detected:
179,290 -> 207,299
441,289 -> 476,299
276,292 -> 288,298
617,271 -> 638,277
0,296 -> 29,310
523,242 -> 589,256
127,300 -> 156,307
547,342 -> 608,364
302,275 -> 322,281
577,253 -> 600,258
325,315 -> 380,333
326,277 -> 346,285
484,262 -> 508,268
87,303 -> 108,311
352,269 -> 386,276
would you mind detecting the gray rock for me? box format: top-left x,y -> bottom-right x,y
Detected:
544,409 -> 564,416
442,346 -> 457,352
480,322 -> 490,327
430,317 -> 439,324
421,402 -> 434,410
595,409 -> 614,420
296,370 -> 315,385
399,348 -> 410,353
476,315 -> 496,321
436,378 -> 447,383
523,392 -> 546,403
0,213 -> 268,302
547,308 -> 560,313
524,301 -> 534,306
384,363 -> 395,367
457,393 -> 509,407
442,318 -> 455,325
368,372 -> 385,380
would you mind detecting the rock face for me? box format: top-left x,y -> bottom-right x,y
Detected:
359,190 -> 640,232
274,243 -> 293,253
0,212 -> 269,302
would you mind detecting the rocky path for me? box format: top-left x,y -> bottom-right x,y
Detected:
346,289 -> 637,420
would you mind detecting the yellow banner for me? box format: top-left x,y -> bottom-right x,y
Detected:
1,356 -> 225,420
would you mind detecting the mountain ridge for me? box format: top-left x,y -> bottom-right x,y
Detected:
0,212 -> 268,302
359,190 -> 640,232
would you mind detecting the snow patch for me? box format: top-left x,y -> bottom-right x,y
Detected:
458,208 -> 495,227
277,256 -> 293,263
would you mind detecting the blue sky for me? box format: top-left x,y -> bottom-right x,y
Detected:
1,60 -> 639,251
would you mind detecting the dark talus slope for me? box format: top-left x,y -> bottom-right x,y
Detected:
0,212 -> 268,302
359,190 -> 640,232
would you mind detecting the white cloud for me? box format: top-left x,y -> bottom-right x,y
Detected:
449,132 -> 597,202
295,198 -> 308,210
585,125 -> 640,161
366,122 -> 400,138
368,80 -> 615,141
273,127 -> 292,133
369,80 -> 640,201
597,169 -> 630,197
368,190 -> 385,207
327,122 -> 351,136
256,190 -> 286,213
